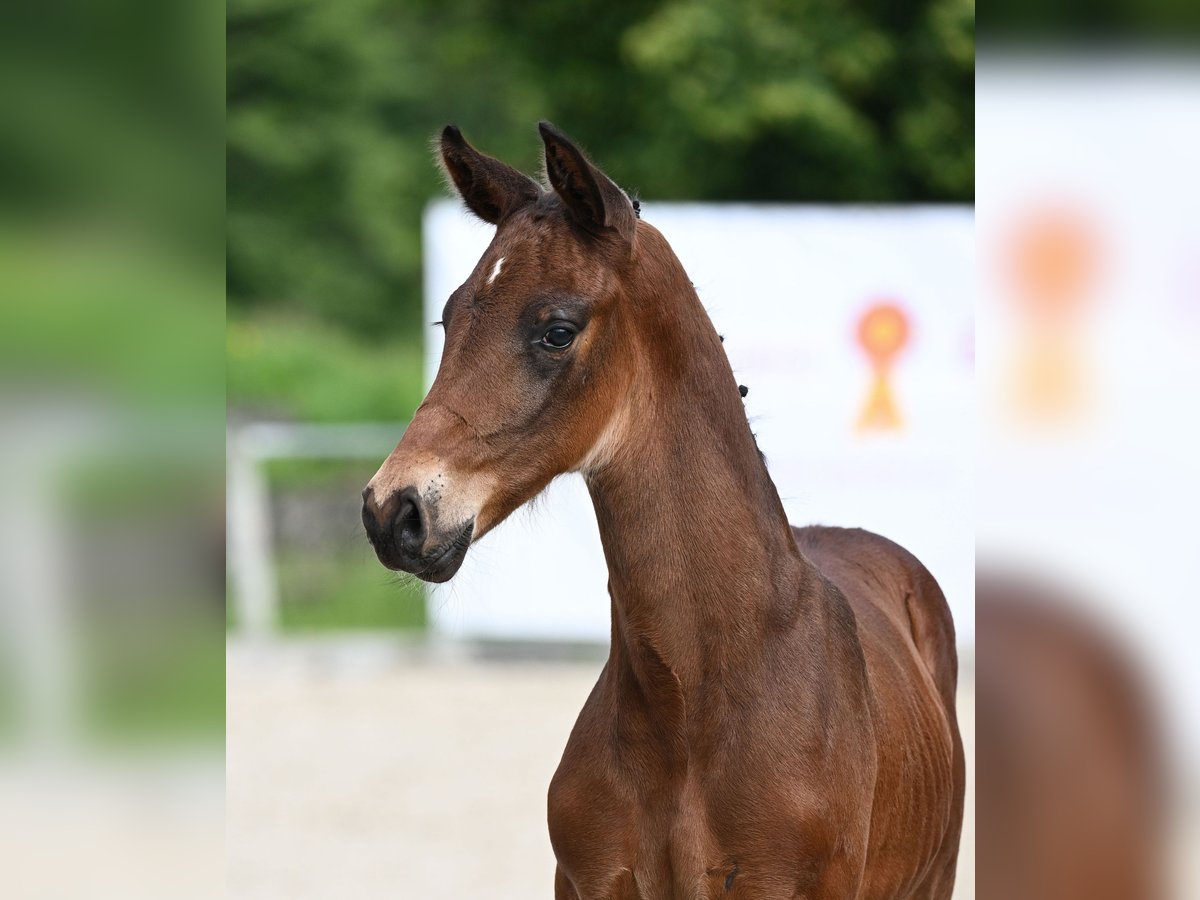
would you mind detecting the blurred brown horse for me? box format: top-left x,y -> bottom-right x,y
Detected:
362,123 -> 964,899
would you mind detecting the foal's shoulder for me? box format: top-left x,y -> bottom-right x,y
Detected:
791,524 -> 958,703
790,524 -> 930,586
790,524 -> 945,627
792,520 -> 921,571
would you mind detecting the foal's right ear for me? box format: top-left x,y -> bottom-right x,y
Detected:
439,125 -> 540,225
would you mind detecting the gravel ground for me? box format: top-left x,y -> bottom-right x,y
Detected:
227,638 -> 975,900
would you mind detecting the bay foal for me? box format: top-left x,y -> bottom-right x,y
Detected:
362,123 -> 964,899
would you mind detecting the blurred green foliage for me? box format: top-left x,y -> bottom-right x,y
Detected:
228,0 -> 974,420
227,313 -> 424,421
0,228 -> 223,411
82,613 -> 226,744
278,553 -> 428,630
979,0 -> 1200,40
0,0 -> 226,745
0,0 -> 223,413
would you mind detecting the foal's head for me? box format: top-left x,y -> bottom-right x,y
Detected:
363,122 -> 658,582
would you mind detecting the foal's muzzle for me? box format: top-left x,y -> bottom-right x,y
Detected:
361,485 -> 473,583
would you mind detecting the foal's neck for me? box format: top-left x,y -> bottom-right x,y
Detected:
584,240 -> 818,701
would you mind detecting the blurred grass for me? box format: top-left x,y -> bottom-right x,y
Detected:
0,226 -> 223,411
262,455 -> 383,488
60,456 -> 225,743
227,311 -> 425,422
81,613 -> 225,744
278,554 -> 427,631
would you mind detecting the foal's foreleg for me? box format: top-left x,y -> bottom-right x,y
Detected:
555,864 -> 643,899
554,866 -> 579,900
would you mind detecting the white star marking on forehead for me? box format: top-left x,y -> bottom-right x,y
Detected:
486,256 -> 505,286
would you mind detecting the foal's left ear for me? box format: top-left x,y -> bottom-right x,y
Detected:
538,121 -> 637,246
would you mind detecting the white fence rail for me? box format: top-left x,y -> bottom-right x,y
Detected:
226,422 -> 406,636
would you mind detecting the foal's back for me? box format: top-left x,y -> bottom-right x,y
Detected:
793,525 -> 965,899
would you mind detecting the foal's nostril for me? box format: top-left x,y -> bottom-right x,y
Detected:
393,492 -> 427,555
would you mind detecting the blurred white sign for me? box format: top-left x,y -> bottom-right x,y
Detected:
976,58 -> 1200,758
423,202 -> 975,644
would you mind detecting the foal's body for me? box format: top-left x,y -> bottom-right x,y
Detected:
548,227 -> 962,900
552,527 -> 961,899
363,123 -> 963,900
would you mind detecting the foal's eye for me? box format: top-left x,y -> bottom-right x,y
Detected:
540,325 -> 576,350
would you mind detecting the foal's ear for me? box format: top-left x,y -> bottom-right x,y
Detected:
538,121 -> 636,246
439,125 -> 540,225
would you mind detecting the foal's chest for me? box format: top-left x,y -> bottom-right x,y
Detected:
549,756 -> 825,900
549,771 -> 730,899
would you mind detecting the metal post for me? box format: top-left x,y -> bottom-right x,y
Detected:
227,431 -> 278,637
